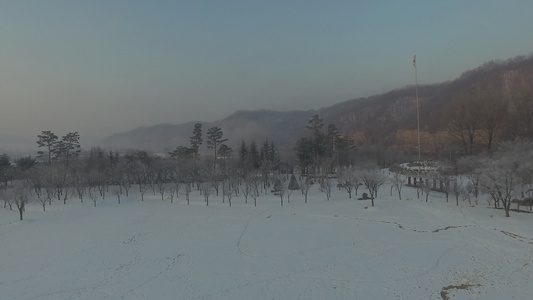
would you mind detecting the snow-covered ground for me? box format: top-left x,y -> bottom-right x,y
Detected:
1,181 -> 532,300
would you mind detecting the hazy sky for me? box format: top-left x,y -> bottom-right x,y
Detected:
1,1 -> 533,146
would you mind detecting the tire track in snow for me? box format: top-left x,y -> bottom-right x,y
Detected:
237,210 -> 267,257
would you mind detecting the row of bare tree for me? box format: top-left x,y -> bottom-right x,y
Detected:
447,70 -> 533,155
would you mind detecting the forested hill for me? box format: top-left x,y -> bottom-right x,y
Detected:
101,54 -> 533,155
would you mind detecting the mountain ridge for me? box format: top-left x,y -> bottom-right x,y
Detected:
101,53 -> 533,155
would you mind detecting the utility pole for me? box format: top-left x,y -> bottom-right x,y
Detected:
413,55 -> 421,162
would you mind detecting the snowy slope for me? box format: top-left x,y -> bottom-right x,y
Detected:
1,183 -> 532,300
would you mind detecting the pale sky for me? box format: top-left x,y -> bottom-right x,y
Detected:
1,0 -> 533,147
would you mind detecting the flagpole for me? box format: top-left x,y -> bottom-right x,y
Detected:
413,55 -> 421,162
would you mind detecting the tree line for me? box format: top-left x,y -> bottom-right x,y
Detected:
0,116 -> 384,221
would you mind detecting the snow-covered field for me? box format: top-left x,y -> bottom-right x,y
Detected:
1,182 -> 532,300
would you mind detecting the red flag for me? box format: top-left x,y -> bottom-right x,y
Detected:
413,55 -> 416,68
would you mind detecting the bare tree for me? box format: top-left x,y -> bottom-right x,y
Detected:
167,183 -> 177,203
29,166 -> 47,211
298,175 -> 312,203
337,167 -> 359,199
447,93 -> 480,155
389,172 -> 405,200
249,179 -> 260,207
319,176 -> 333,201
222,178 -> 235,206
111,185 -> 122,204
273,177 -> 287,206
249,174 -> 262,206
241,176 -> 251,204
200,182 -> 213,206
477,93 -> 507,152
508,81 -> 533,140
0,186 -> 13,210
480,141 -> 533,217
183,182 -> 192,205
156,180 -> 167,201
451,180 -> 463,206
87,188 -> 99,207
481,157 -> 519,217
12,180 -> 32,220
421,179 -> 432,203
361,169 -> 387,206
457,155 -> 484,203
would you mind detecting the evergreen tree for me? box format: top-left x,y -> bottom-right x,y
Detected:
294,137 -> 313,174
288,174 -> 299,190
0,154 -> 12,187
238,140 -> 248,170
189,123 -> 203,160
206,126 -> 228,170
15,156 -> 36,172
37,130 -> 59,166
249,141 -> 260,170
55,132 -> 81,167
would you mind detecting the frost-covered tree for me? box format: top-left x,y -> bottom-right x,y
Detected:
111,185 -> 122,204
389,172 -> 405,200
298,175 -> 312,203
200,182 -> 213,206
12,180 -> 32,220
480,157 -> 519,217
0,186 -> 12,210
457,155 -> 484,202
421,178 -> 432,203
451,180 -> 463,206
273,177 -> 287,206
480,141 -> 533,217
167,183 -> 177,203
222,177 -> 236,206
361,169 -> 387,206
319,175 -> 333,201
337,167 -> 359,199
87,188 -> 99,207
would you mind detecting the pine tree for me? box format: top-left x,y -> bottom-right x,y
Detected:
37,130 -> 59,166
288,174 -> 299,190
0,154 -> 12,187
249,141 -> 260,170
189,123 -> 203,160
206,126 -> 228,170
57,132 -> 81,167
238,141 -> 248,170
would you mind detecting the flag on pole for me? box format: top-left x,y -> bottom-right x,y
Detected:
413,55 -> 416,68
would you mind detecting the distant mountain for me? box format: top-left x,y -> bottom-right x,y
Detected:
101,54 -> 533,155
101,110 -> 315,154
102,122 -> 199,153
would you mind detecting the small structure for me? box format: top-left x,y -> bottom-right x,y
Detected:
357,192 -> 373,200
511,198 -> 533,211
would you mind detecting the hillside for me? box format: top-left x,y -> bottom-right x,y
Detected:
101,54 -> 533,155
